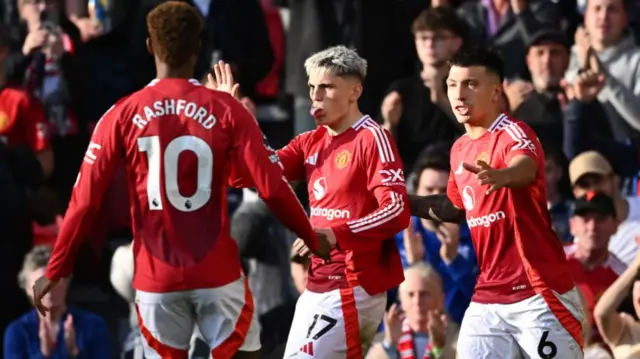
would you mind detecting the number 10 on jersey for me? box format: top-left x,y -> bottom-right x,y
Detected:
138,135 -> 213,212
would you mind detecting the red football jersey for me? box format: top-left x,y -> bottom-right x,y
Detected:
447,114 -> 574,304
46,78 -> 317,292
277,115 -> 410,295
565,245 -> 625,341
0,87 -> 49,152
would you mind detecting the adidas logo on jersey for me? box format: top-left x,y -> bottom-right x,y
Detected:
300,341 -> 314,355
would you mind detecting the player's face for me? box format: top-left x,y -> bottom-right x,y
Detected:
399,272 -> 444,327
308,70 -> 362,127
446,65 -> 502,125
569,214 -> 617,250
26,267 -> 68,308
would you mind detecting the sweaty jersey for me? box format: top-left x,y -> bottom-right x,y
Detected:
46,78 -> 317,292
447,113 -> 574,304
278,115 -> 410,295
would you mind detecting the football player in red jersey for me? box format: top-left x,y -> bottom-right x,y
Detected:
409,48 -> 584,358
31,2 -> 331,359
209,46 -> 411,358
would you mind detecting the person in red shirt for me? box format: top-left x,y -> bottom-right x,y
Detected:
209,46 -> 411,358
31,2 -> 330,359
409,48 -> 584,358
0,23 -> 53,178
565,191 -> 625,344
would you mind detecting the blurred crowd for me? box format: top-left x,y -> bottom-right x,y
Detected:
2,0 -> 640,358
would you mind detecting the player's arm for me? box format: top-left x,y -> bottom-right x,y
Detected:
594,258 -> 640,346
327,130 -> 411,250
228,130 -> 306,188
227,98 -> 323,255
499,122 -> 540,188
408,194 -> 465,223
45,104 -> 123,282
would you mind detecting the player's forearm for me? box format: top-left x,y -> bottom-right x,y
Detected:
501,155 -> 537,188
46,203 -> 99,281
594,260 -> 639,335
262,182 -> 318,252
408,194 -> 465,223
332,192 -> 410,250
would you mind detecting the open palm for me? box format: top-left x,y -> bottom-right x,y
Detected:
206,60 -> 240,99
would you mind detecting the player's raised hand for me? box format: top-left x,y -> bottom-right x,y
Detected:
32,275 -> 58,316
383,303 -> 405,346
206,60 -> 240,99
463,160 -> 509,195
427,310 -> 448,350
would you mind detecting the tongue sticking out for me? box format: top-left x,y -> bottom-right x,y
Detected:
310,107 -> 324,118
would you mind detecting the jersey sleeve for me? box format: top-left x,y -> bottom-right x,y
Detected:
46,104 -> 123,281
19,95 -> 50,152
446,169 -> 463,209
500,121 -> 540,165
330,128 -> 411,250
275,135 -> 307,182
227,98 -> 319,251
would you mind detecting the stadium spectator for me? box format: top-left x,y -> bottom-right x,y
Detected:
380,6 -> 464,171
4,245 -> 111,359
393,147 -> 477,325
565,0 -> 640,142
506,28 -> 570,149
594,238 -> 640,358
456,0 -> 561,79
366,262 -> 458,359
0,21 -> 53,178
544,144 -> 574,243
569,151 -> 640,265
564,191 -> 626,344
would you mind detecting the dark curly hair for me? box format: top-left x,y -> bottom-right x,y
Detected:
147,1 -> 204,68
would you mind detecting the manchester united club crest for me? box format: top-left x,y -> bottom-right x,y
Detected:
476,151 -> 490,164
335,149 -> 352,170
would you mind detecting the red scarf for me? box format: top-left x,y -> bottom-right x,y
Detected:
396,319 -> 434,359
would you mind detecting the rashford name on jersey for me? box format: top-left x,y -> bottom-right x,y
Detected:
447,113 -> 574,305
130,99 -> 218,130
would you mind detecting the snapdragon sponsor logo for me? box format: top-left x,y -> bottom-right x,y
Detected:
310,207 -> 351,220
467,211 -> 506,228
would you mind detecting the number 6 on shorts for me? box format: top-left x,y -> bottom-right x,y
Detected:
537,331 -> 557,359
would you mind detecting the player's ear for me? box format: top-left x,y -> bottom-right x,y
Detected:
350,83 -> 363,103
145,38 -> 153,55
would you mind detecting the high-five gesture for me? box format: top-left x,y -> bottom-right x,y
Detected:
206,60 -> 240,99
463,160 -> 510,195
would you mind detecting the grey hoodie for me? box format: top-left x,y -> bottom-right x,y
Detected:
565,34 -> 640,140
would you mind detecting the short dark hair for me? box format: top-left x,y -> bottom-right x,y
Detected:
410,143 -> 451,190
448,47 -> 505,83
412,7 -> 464,38
147,1 -> 204,68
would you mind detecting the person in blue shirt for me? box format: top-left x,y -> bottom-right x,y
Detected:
392,147 -> 478,324
4,245 -> 111,359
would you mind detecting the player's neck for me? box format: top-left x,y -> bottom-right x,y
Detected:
325,108 -> 363,136
464,110 -> 503,140
155,63 -> 193,80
